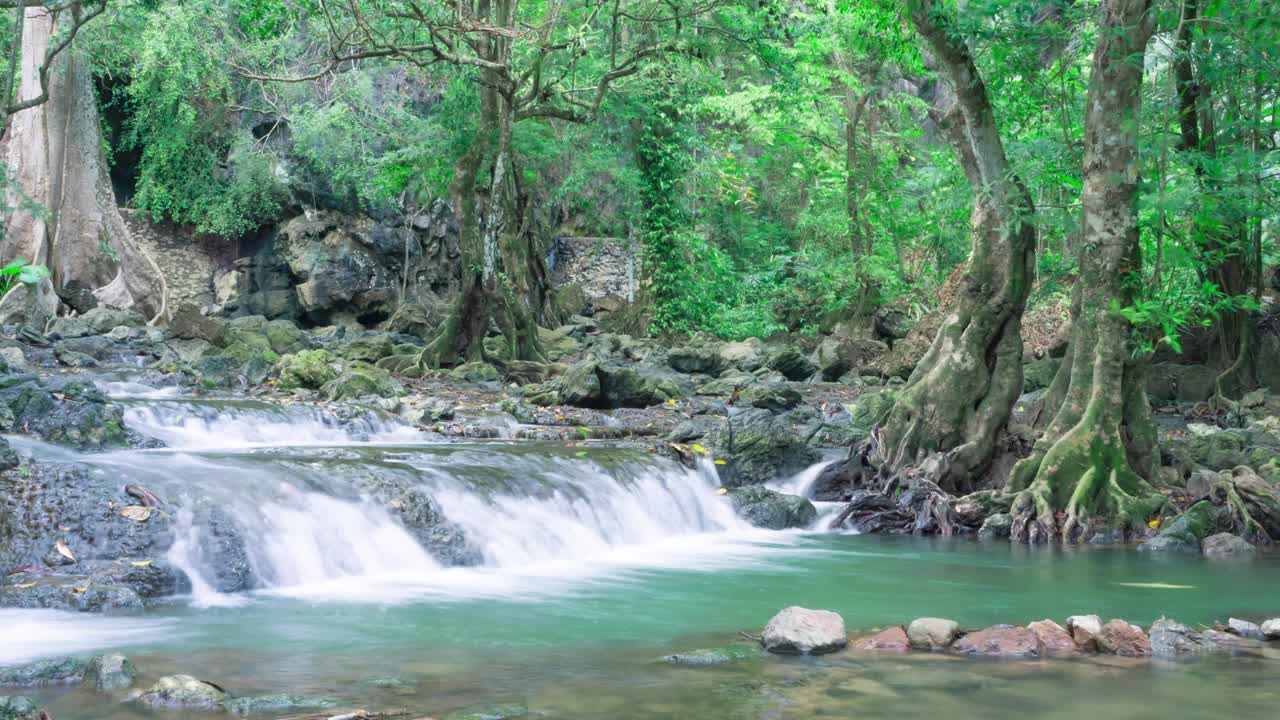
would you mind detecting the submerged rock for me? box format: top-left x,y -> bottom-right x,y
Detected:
761,606 -> 848,655
1201,532 -> 1256,558
0,657 -> 87,687
444,702 -> 529,720
1097,620 -> 1151,657
136,674 -> 227,710
222,694 -> 338,715
0,696 -> 40,720
951,626 -> 1039,658
83,653 -> 136,691
851,627 -> 910,652
661,646 -> 760,666
907,618 -> 959,650
727,487 -> 817,530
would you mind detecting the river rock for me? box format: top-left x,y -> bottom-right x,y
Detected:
727,487 -> 817,530
705,409 -> 819,487
766,347 -> 816,382
1261,618 -> 1280,640
0,377 -> 128,450
761,606 -> 848,655
83,654 -> 136,691
320,362 -> 404,400
1097,620 -> 1151,657
852,626 -> 910,652
978,513 -> 1012,540
1227,618 -> 1263,639
1201,532 -> 1256,558
1027,619 -> 1075,654
1138,501 -> 1218,554
137,675 -> 227,710
740,383 -> 802,412
951,626 -> 1039,658
1066,615 -> 1102,651
0,658 -> 87,687
222,694 -> 337,715
275,349 -> 340,390
668,338 -> 723,375
907,618 -> 960,650
660,646 -> 760,666
0,696 -> 40,720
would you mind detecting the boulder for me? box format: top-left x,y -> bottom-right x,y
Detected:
1138,501 -> 1218,554
1201,532 -> 1256,559
0,657 -> 87,687
951,626 -> 1039,658
766,347 -> 816,382
337,333 -> 396,363
813,337 -> 885,381
704,409 -> 820,487
740,383 -> 801,413
720,338 -> 766,371
1027,619 -> 1075,654
0,378 -> 127,450
1261,618 -> 1280,640
136,675 -> 227,710
760,606 -> 848,655
907,618 -> 960,650
668,339 -> 723,375
1149,618 -> 1257,656
448,362 -> 499,384
1022,357 -> 1060,392
1146,362 -> 1216,403
727,487 -> 817,530
275,350 -> 340,390
538,326 -> 581,361
978,513 -> 1012,540
83,653 -> 136,691
529,361 -> 687,409
1227,618 -> 1262,639
169,305 -> 227,345
263,319 -> 305,354
320,362 -> 404,401
1096,619 -> 1151,657
852,626 -> 910,652
1066,615 -> 1102,651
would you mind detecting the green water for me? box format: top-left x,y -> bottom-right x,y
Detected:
18,535 -> 1280,719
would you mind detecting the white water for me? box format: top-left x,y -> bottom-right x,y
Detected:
768,459 -> 848,530
0,610 -> 175,665
121,400 -> 424,449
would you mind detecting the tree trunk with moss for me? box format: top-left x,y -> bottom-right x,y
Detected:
860,0 -> 1036,494
1008,0 -> 1166,544
1,5 -> 167,322
397,0 -> 545,370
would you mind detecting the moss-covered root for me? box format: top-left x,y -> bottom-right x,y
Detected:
1008,421 -> 1168,544
1209,469 -> 1280,544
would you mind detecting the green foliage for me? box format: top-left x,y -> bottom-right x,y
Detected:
0,258 -> 50,295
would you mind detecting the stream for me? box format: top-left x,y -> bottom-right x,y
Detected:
5,379 -> 1280,719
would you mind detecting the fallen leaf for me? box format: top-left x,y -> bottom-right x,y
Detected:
575,451 -> 589,457
690,443 -> 708,455
117,505 -> 154,522
1147,518 -> 1160,529
54,540 -> 75,562
13,582 -> 37,589
714,459 -> 727,465
716,488 -> 729,495
1114,582 -> 1195,590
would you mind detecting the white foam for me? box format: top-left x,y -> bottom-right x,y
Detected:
0,609 -> 174,665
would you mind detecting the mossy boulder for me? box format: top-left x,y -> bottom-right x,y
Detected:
668,336 -> 723,375
264,319 -> 305,354
538,326 -> 581,361
169,305 -> 227,345
320,362 -> 404,401
706,409 -> 820,487
222,694 -> 337,715
0,657 -> 87,687
1165,430 -> 1250,473
1023,357 -> 1060,392
529,361 -> 687,408
0,696 -> 40,720
275,350 -> 340,390
848,390 -> 896,442
136,675 -> 227,710
728,486 -> 817,529
448,362 -> 499,384
337,333 -> 396,363
1139,500 -> 1219,553
766,347 -> 817,381
83,654 -> 137,691
740,383 -> 802,412
0,378 -> 127,450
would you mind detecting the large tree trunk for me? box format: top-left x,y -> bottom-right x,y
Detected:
1,5 -> 167,322
858,0 -> 1036,494
402,0 -> 545,369
1008,0 -> 1166,544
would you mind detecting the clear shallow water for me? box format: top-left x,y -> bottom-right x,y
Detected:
5,388 -> 1280,718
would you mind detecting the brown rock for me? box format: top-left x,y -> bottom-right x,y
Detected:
1067,614 -> 1103,652
1028,619 -> 1076,654
951,626 -> 1039,658
1097,620 -> 1152,657
853,627 -> 910,652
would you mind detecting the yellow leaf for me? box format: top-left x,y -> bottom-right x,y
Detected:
1147,518 -> 1160,529
14,582 -> 37,589
690,443 -> 708,455
666,398 -> 677,406
714,459 -> 727,465
117,505 -> 154,522
54,540 -> 76,562
129,560 -> 153,567
716,488 -> 729,495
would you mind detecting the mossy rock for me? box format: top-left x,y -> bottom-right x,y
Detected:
1139,500 -> 1219,553
661,645 -> 761,666
444,703 -> 529,720
1023,357 -> 1060,392
263,319 -> 305,354
1165,431 -> 1250,472
222,694 -> 337,715
448,362 -> 499,384
0,696 -> 40,720
321,362 -> 404,401
728,486 -> 817,529
849,390 -> 896,438
538,326 -> 581,361
338,333 -> 396,363
276,350 -> 340,390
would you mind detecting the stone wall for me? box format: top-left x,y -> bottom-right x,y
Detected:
122,210 -> 237,311
550,236 -> 637,304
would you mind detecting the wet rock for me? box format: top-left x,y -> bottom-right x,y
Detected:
1201,532 -> 1256,559
1149,618 -> 1256,656
0,657 -> 87,687
1097,619 -> 1151,657
766,347 -> 816,382
84,653 -> 136,691
1027,619 -> 1075,654
661,646 -> 761,665
740,383 -> 801,413
705,409 -> 819,488
321,362 -> 404,400
0,347 -> 26,373
760,606 -> 848,655
137,674 -> 227,710
0,696 -> 40,720
275,349 -> 340,390
852,627 -> 910,652
951,626 -> 1039,658
1227,618 -> 1262,639
907,618 -> 960,650
0,438 -> 18,471
505,360 -> 557,385
362,483 -> 480,567
56,279 -> 98,314
529,361 -> 687,409
1066,615 -> 1102,651
727,487 -> 817,530
977,513 -> 1012,540
1256,618 -> 1280,640
0,378 -> 127,450
1138,500 -> 1217,554
0,573 -> 145,612
444,702 -> 529,720
222,694 -> 338,715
